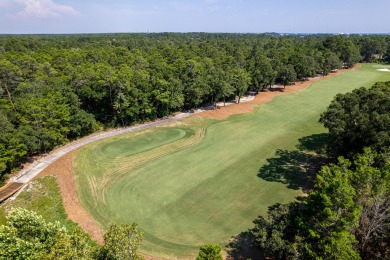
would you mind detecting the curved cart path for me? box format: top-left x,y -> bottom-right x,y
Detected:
0,66 -> 356,255
0,112 -> 196,203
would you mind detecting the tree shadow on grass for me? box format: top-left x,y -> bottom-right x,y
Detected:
226,231 -> 264,260
226,201 -> 304,260
257,133 -> 329,191
226,134 -> 330,259
297,133 -> 329,154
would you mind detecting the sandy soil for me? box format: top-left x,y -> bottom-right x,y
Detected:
37,66 -> 356,257
38,149 -> 105,244
198,68 -> 354,120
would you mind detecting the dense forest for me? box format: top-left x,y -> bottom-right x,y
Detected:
0,33 -> 389,184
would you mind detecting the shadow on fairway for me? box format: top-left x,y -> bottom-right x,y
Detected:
257,133 -> 329,191
226,134 -> 330,259
226,231 -> 264,260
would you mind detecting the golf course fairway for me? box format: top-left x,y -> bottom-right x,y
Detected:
73,64 -> 390,258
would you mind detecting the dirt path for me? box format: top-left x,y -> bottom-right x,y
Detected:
4,66 -> 357,256
198,68 -> 354,120
10,112 -> 194,186
38,149 -> 105,243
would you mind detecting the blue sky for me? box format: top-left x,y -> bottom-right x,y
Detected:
0,0 -> 389,34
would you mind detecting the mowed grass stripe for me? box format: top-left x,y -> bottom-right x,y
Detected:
74,118 -> 211,220
97,119 -> 209,204
73,64 -> 390,258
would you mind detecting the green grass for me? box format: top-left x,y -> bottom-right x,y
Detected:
0,176 -> 77,232
73,64 -> 390,258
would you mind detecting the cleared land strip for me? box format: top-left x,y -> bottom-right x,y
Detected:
0,112 -> 195,202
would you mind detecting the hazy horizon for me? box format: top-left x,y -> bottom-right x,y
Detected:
1,0 -> 390,34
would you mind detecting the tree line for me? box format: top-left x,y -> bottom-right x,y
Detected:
1,33 -> 389,184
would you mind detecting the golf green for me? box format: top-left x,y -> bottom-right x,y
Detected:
73,64 -> 390,258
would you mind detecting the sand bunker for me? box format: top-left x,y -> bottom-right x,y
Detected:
377,68 -> 390,72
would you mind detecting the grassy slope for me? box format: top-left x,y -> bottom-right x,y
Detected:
73,64 -> 390,258
0,176 -> 78,232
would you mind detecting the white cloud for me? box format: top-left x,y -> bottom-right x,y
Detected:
11,0 -> 77,18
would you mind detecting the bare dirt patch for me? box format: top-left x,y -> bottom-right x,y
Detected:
38,149 -> 104,244
197,67 -> 355,120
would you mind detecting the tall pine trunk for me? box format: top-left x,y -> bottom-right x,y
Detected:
3,84 -> 16,112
